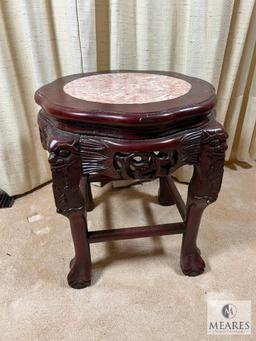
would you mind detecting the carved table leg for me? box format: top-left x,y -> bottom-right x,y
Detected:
38,113 -> 92,288
158,176 -> 175,206
180,123 -> 228,276
68,212 -> 91,288
181,195 -> 207,276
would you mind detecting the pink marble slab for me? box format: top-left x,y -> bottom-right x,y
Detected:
63,73 -> 192,104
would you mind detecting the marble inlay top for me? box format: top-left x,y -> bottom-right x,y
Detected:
63,73 -> 192,104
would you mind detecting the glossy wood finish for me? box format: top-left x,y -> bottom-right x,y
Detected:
88,222 -> 185,243
80,175 -> 95,212
35,70 -> 216,139
160,176 -> 186,220
158,177 -> 175,206
36,71 -> 228,289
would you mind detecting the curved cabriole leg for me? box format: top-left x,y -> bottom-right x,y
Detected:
50,153 -> 92,289
180,123 -> 228,276
158,176 -> 175,206
67,213 -> 91,288
38,113 -> 91,289
181,195 -> 207,276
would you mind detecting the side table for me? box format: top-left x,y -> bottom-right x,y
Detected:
35,71 -> 228,289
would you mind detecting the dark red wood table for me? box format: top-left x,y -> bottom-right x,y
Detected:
35,71 -> 228,289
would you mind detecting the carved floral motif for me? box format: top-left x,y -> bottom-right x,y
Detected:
114,151 -> 178,179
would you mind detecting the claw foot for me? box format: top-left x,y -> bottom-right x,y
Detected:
67,258 -> 91,289
180,249 -> 205,276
